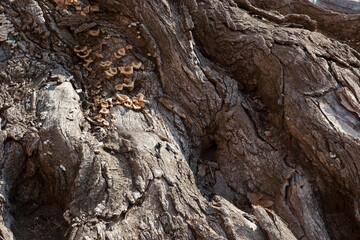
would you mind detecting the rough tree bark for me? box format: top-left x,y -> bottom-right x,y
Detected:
0,0 -> 359,239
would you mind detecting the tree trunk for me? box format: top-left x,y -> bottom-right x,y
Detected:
0,0 -> 360,239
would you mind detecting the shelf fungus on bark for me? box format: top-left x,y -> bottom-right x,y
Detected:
93,52 -> 104,58
124,99 -> 133,109
122,81 -> 134,91
99,61 -> 112,69
105,67 -> 118,79
65,0 -> 80,6
133,93 -> 149,108
99,108 -> 110,115
119,66 -> 133,76
88,29 -> 100,37
131,62 -> 142,70
73,45 -> 87,53
83,58 -> 94,68
114,48 -> 126,58
100,101 -> 109,109
74,45 -> 92,58
53,0 -> 68,9
116,94 -> 129,104
115,84 -> 123,91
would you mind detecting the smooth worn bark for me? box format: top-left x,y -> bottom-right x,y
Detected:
0,0 -> 359,239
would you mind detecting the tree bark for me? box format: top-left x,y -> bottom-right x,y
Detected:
0,0 -> 360,239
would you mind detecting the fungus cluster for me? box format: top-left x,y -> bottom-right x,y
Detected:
73,42 -> 149,127
53,0 -> 99,16
0,13 -> 15,42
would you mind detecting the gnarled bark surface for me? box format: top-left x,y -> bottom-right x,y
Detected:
0,0 -> 359,239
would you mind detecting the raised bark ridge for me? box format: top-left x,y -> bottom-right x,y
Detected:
0,0 -> 359,239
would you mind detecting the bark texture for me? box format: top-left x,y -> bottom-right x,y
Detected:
0,0 -> 360,239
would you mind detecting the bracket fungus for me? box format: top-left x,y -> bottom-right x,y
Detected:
102,120 -> 110,126
76,49 -> 92,58
116,94 -> 129,104
99,108 -> 110,115
106,98 -> 113,107
115,84 -> 123,91
65,0 -> 80,5
123,81 -> 134,91
93,52 -> 104,58
119,66 -> 133,76
114,48 -> 126,58
100,101 -> 109,109
131,62 -> 142,70
99,61 -> 112,69
88,29 -> 100,37
124,99 -> 133,109
133,104 -> 141,110
53,0 -> 68,9
133,93 -> 149,108
83,58 -> 94,68
105,66 -> 118,79
73,45 -> 87,53
74,45 -> 92,58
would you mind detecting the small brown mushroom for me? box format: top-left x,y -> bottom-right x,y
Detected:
124,99 -> 133,109
65,0 -> 79,5
93,114 -> 102,120
76,48 -> 92,58
100,101 -> 109,109
93,52 -> 104,58
116,94 -> 129,104
99,61 -> 112,69
115,84 -> 123,91
80,11 -> 87,17
105,67 -> 118,79
88,29 -> 100,37
119,66 -> 133,76
134,93 -> 149,107
73,45 -> 87,53
83,58 -> 94,68
53,0 -> 68,9
133,104 -> 141,110
106,98 -> 113,107
132,62 -> 142,70
123,78 -> 131,84
85,67 -> 93,72
114,48 -> 126,59
96,117 -> 104,123
102,119 -> 110,126
125,45 -> 133,50
99,108 -> 109,114
123,81 -> 134,91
